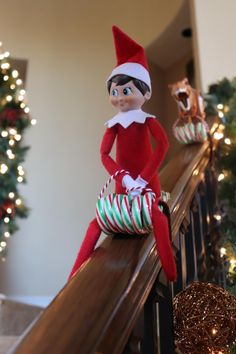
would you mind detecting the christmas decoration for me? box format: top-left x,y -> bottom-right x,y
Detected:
205,78 -> 236,296
68,26 -> 177,282
173,282 -> 236,354
96,169 -> 157,235
0,42 -> 35,259
169,78 -> 209,144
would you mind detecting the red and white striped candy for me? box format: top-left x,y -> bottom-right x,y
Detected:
104,194 -> 117,233
99,169 -> 127,199
96,170 -> 159,235
112,194 -> 126,233
174,126 -> 184,143
96,198 -> 112,235
142,193 -> 153,231
200,122 -> 208,141
174,121 -> 208,144
121,195 -> 135,234
131,195 -> 146,234
184,125 -> 192,142
188,123 -> 196,141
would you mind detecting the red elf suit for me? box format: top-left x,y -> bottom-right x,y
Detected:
69,26 -> 177,281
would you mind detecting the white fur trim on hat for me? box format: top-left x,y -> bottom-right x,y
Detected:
107,62 -> 152,92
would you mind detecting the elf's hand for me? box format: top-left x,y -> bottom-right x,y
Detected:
135,175 -> 148,190
122,174 -> 141,198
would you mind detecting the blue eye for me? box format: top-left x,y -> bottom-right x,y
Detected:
112,89 -> 118,96
123,87 -> 132,95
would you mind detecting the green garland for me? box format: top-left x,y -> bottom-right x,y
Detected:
206,78 -> 236,296
183,78 -> 236,354
0,46 -> 34,258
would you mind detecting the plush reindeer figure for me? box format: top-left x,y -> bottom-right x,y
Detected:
169,78 -> 208,143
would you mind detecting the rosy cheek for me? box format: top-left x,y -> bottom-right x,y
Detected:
128,96 -> 136,105
110,97 -> 118,107
125,96 -> 132,103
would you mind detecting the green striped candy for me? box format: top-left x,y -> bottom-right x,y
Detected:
96,198 -> 112,234
142,193 -> 153,232
112,194 -> 126,233
121,195 -> 135,234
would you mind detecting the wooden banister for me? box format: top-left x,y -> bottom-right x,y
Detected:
12,118 -> 220,354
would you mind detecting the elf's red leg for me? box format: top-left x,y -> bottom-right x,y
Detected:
68,218 -> 101,281
151,202 -> 177,281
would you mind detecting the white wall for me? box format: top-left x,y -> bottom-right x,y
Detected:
190,0 -> 236,92
145,53 -> 194,162
163,51 -> 193,159
0,0 -> 184,298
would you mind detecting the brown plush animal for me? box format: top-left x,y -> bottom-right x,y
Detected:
169,78 -> 208,144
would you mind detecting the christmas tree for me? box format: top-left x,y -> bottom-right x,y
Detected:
0,42 -> 35,259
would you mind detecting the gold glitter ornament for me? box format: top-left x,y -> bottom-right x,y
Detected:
173,282 -> 236,353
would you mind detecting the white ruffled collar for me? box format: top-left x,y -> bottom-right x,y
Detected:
105,109 -> 155,129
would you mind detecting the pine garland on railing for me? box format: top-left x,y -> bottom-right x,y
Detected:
206,78 -> 236,296
0,42 -> 36,259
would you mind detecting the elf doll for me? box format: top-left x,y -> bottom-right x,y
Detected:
69,26 -> 177,281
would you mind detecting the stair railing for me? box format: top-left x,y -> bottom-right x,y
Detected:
11,117 -> 221,354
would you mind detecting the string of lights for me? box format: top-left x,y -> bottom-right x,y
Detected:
208,82 -> 236,297
0,41 -> 35,259
203,78 -> 236,353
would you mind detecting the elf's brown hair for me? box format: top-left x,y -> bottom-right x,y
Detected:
107,74 -> 150,95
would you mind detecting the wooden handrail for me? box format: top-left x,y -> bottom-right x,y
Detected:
12,117 -> 219,354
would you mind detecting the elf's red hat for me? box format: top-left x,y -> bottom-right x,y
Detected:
107,26 -> 151,91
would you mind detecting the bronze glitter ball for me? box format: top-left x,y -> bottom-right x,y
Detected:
173,282 -> 236,353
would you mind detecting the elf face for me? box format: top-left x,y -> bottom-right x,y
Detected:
109,81 -> 149,112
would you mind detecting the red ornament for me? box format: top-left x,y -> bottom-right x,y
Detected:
1,200 -> 15,217
0,108 -> 23,125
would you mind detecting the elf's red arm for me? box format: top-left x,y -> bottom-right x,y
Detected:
140,118 -> 169,182
100,126 -> 125,184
